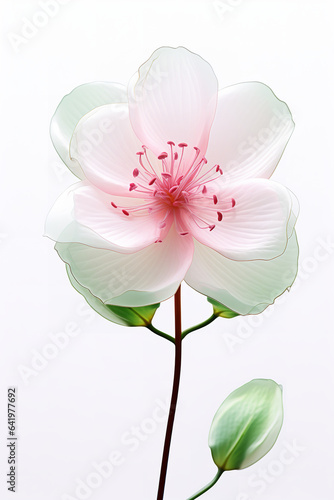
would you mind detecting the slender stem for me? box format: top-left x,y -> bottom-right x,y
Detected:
146,323 -> 175,343
156,285 -> 182,500
186,469 -> 224,500
181,314 -> 217,340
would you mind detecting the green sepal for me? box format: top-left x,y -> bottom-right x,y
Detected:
104,303 -> 160,327
207,297 -> 239,318
66,265 -> 160,327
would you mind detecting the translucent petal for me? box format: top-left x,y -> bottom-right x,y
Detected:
51,82 -> 127,178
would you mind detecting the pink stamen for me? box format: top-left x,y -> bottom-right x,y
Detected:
120,140 -> 233,243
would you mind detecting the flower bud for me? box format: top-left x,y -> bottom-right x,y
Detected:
208,379 -> 283,470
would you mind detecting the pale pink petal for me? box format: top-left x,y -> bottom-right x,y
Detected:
128,46 -> 218,164
45,182 -> 166,253
205,82 -> 294,183
50,82 -> 127,179
55,226 -> 194,307
70,103 -> 158,196
182,179 -> 295,261
185,231 -> 299,315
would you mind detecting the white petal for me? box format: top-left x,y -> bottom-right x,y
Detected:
45,182 -> 165,253
205,82 -> 294,183
55,226 -> 194,307
70,103 -> 153,196
50,82 -> 127,179
183,179 -> 295,261
185,230 -> 299,315
128,46 -> 218,163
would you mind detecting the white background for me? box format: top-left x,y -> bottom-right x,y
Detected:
1,1 -> 334,499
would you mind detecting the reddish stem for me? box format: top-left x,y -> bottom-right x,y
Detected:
156,285 -> 182,500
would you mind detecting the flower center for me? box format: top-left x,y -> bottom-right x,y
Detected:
111,141 -> 235,242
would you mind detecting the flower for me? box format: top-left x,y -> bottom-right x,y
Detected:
46,46 -> 298,315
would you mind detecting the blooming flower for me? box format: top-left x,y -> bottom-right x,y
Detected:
46,46 -> 298,315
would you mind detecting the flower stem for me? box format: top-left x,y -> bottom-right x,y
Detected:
181,314 -> 217,340
146,323 -> 175,343
186,469 -> 224,500
156,285 -> 182,500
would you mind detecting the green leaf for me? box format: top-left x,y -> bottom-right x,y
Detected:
66,265 -> 160,327
207,297 -> 239,318
208,379 -> 283,471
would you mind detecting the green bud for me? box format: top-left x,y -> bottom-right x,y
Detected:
66,265 -> 160,327
207,297 -> 239,318
209,379 -> 283,471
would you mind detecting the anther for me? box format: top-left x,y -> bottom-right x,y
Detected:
158,152 -> 168,160
133,168 -> 139,177
161,172 -> 172,179
149,177 -> 157,185
213,195 -> 218,205
217,212 -> 223,221
231,198 -> 236,207
180,232 -> 189,236
122,210 -> 130,216
111,202 -> 117,208
178,142 -> 188,148
129,183 -> 137,191
202,185 -> 207,194
174,152 -> 178,160
167,141 -> 175,146
209,225 -> 215,231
